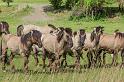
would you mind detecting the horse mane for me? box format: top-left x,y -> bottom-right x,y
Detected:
115,32 -> 124,38
17,25 -> 24,36
80,29 -> 85,35
95,26 -> 104,32
64,28 -> 72,36
57,29 -> 64,43
48,24 -> 56,30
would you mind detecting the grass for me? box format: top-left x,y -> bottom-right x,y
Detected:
0,0 -> 49,4
0,1 -> 124,82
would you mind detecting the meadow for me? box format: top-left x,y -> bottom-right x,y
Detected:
0,0 -> 124,82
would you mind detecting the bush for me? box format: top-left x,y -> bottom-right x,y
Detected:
70,0 -> 115,20
49,0 -> 63,9
2,0 -> 13,7
65,0 -> 79,9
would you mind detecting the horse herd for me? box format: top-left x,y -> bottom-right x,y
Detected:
0,21 -> 124,73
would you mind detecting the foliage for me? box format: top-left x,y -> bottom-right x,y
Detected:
65,0 -> 79,9
49,0 -> 63,9
70,0 -> 119,20
2,0 -> 13,7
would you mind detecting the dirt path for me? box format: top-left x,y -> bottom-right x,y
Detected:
19,3 -> 52,22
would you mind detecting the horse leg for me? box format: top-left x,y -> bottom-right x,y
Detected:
102,52 -> 106,66
87,51 -> 93,68
9,52 -> 15,72
42,48 -> 46,68
51,54 -> 62,72
96,49 -> 103,67
121,49 -> 124,68
1,48 -> 7,70
111,51 -> 118,66
33,48 -> 39,66
60,52 -> 67,67
23,54 -> 29,73
75,50 -> 81,69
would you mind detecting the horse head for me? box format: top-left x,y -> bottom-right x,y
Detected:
91,26 -> 104,46
0,21 -> 10,36
21,30 -> 42,48
72,29 -> 86,50
56,27 -> 73,48
30,30 -> 42,48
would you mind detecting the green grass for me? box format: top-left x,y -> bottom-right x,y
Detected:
0,0 -> 49,3
0,1 -> 124,82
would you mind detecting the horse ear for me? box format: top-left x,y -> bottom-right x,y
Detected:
73,31 -> 77,36
48,24 -> 57,30
114,29 -> 119,33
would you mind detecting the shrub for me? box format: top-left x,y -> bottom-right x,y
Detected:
49,0 -> 63,9
65,0 -> 79,9
2,0 -> 13,7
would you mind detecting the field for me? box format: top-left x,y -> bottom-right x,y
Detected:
0,0 -> 124,82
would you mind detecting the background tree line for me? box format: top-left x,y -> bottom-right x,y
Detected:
49,0 -> 124,20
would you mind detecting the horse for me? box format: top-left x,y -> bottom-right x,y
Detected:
41,27 -> 73,71
83,26 -> 104,68
95,29 -> 124,67
1,30 -> 42,73
16,24 -> 57,66
60,29 -> 86,69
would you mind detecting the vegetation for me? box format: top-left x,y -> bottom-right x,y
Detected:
0,0 -> 124,82
48,0 -> 63,9
2,0 -> 13,7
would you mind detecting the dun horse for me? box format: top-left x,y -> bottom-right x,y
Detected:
61,29 -> 86,69
83,26 -> 104,68
41,27 -> 73,71
1,30 -> 42,72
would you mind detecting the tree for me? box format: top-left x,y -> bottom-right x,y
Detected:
2,0 -> 13,7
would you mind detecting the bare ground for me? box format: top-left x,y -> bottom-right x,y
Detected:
19,3 -> 52,22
